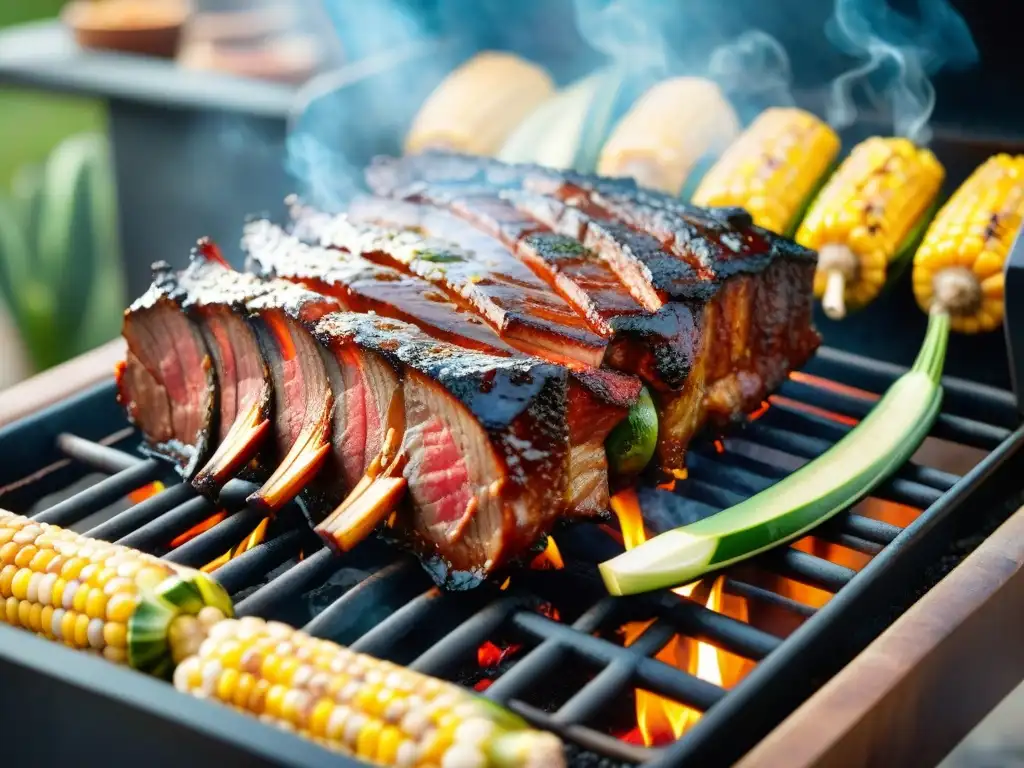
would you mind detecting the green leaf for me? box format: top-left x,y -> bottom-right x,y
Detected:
0,195 -> 32,327
10,163 -> 45,254
36,133 -> 109,350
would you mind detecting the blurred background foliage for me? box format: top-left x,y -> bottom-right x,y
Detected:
0,0 -> 119,383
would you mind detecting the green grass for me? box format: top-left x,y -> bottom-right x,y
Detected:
0,89 -> 106,188
0,1 -> 107,191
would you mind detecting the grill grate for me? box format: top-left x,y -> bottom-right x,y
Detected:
1,343 -> 1022,768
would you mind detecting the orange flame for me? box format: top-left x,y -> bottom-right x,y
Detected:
169,511 -> 227,548
201,516 -> 271,573
611,490 -> 753,746
128,481 -> 164,505
530,536 -> 564,570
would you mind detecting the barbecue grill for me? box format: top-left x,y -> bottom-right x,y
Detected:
6,5 -> 1024,764
4,320 -> 1024,766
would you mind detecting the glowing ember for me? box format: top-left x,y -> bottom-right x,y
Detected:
169,511 -> 227,548
788,370 -> 880,403
713,439 -> 726,454
748,400 -> 771,421
477,640 -> 521,667
530,536 -> 564,570
499,577 -> 511,591
610,490 -> 753,746
128,481 -> 164,504
770,394 -> 858,427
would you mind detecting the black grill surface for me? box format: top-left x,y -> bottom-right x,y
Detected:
1,344 -> 1023,768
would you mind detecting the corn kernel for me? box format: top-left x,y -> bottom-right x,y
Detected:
17,600 -> 31,628
60,557 -> 86,580
40,605 -> 54,637
0,564 -> 16,598
265,685 -> 286,719
103,621 -> 127,648
103,645 -> 127,664
376,725 -> 404,764
73,612 -> 90,647
309,698 -> 335,737
61,609 -> 77,641
11,568 -> 30,600
248,678 -> 271,714
216,667 -> 240,702
355,717 -> 384,759
106,592 -> 137,623
85,588 -> 107,619
29,548 -> 57,573
233,672 -> 256,709
13,545 -> 36,568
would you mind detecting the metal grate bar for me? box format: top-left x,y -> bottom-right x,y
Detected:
85,482 -> 196,540
812,529 -> 883,556
233,548 -> 336,617
116,494 -> 219,549
656,597 -> 782,660
553,618 -> 677,725
484,599 -> 616,703
511,611 -> 726,712
349,588 -> 444,656
702,430 -> 958,494
56,433 -> 142,474
409,597 -> 519,676
723,579 -> 817,618
33,459 -> 162,526
807,346 -> 1018,427
831,514 -> 901,545
759,549 -> 856,592
165,507 -> 268,567
510,700 -> 656,766
779,379 -> 1010,450
213,529 -> 303,596
303,560 -> 419,640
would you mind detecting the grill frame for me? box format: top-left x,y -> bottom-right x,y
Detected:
1,342 -> 1022,767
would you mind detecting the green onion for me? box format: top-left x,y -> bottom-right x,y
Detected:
605,385 -> 658,476
599,310 -> 950,596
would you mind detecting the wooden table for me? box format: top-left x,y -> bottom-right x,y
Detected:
0,338 -> 123,430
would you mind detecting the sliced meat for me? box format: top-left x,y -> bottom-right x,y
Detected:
332,198 -> 607,367
124,247 -> 342,513
366,151 -> 821,474
242,279 -> 339,513
314,312 -> 570,588
370,189 -> 703,391
247,216 -> 639,512
319,341 -> 402,493
244,218 -> 518,357
583,188 -> 813,282
117,263 -> 216,478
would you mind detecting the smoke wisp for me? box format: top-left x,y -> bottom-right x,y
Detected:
826,0 -> 978,144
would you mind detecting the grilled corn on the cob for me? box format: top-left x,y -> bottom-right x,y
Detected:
0,509 -> 232,677
691,107 -> 841,235
405,52 -> 556,157
912,154 -> 1024,333
597,76 -> 740,196
174,616 -> 566,767
796,137 -> 944,319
